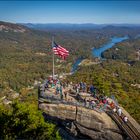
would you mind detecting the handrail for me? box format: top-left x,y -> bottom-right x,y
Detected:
39,95 -> 140,140
39,96 -> 105,113
121,112 -> 140,139
106,111 -> 140,140
39,84 -> 140,140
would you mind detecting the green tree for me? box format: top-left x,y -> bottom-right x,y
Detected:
0,101 -> 61,140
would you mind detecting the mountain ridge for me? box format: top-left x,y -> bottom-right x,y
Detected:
0,21 -> 30,33
20,23 -> 140,30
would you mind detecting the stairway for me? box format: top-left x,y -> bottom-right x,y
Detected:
107,111 -> 140,140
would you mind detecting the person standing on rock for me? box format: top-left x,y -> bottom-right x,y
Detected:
111,107 -> 117,114
123,116 -> 128,123
79,82 -> 83,91
56,85 -> 59,94
83,97 -> 86,106
93,88 -> 97,98
45,81 -> 49,90
90,84 -> 94,95
59,85 -> 63,100
117,108 -> 122,117
76,84 -> 80,94
82,82 -> 86,92
63,82 -> 66,89
64,91 -> 67,100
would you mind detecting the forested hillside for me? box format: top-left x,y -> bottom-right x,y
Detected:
66,60 -> 140,123
0,21 -> 140,125
102,37 -> 140,61
0,21 -> 111,93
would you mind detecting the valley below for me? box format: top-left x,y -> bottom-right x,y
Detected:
0,21 -> 140,139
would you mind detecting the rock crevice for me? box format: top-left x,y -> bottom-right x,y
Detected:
40,103 -> 124,140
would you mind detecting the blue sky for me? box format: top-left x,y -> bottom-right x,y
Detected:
0,1 -> 140,24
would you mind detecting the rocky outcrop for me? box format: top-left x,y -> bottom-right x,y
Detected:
0,21 -> 27,33
40,103 -> 124,140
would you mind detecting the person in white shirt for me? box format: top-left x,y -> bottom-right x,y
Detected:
113,107 -> 117,113
123,116 -> 128,123
117,108 -> 122,116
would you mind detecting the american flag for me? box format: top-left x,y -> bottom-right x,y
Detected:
52,42 -> 69,60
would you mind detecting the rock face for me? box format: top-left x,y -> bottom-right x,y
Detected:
40,103 -> 123,140
0,21 -> 27,33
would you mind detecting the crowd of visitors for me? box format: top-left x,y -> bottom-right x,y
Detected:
38,77 -> 128,123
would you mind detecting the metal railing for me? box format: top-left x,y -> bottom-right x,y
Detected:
39,94 -> 108,113
107,111 -> 140,140
39,85 -> 140,140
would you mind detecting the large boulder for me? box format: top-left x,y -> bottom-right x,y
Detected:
75,107 -> 123,140
40,103 -> 123,140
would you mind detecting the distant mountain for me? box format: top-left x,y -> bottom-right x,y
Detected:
102,25 -> 131,30
21,23 -> 140,31
0,21 -> 29,33
20,23 -> 105,30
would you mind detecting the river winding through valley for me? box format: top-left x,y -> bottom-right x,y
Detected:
71,36 -> 129,73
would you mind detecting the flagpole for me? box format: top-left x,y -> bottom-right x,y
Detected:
52,36 -> 54,79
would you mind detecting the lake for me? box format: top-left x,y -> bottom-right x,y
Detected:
71,36 -> 129,73
92,36 -> 129,58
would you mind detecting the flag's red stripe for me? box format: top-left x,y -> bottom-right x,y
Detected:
53,51 -> 69,56
53,48 -> 69,55
53,47 -> 69,54
52,43 -> 69,59
58,45 -> 69,52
